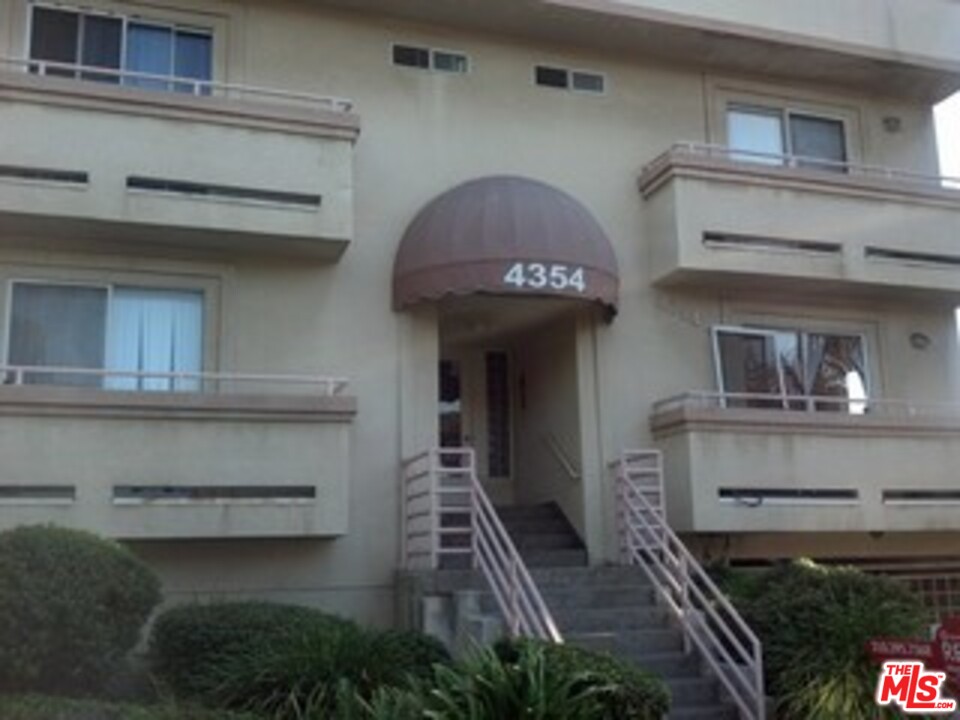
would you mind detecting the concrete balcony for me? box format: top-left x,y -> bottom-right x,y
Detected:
640,144 -> 960,297
0,368 -> 356,540
0,59 -> 359,259
651,392 -> 960,535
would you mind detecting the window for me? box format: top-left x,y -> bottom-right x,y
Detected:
7,282 -> 203,391
534,64 -> 606,94
727,105 -> 847,171
29,5 -> 212,93
712,326 -> 867,413
392,44 -> 468,74
485,352 -> 511,478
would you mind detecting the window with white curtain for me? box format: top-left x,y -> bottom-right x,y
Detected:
29,5 -> 212,93
712,326 -> 868,413
6,282 -> 203,391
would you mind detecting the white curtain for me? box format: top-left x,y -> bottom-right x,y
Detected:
124,23 -> 173,90
105,288 -> 203,391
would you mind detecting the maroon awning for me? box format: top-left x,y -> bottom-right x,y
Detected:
392,176 -> 619,313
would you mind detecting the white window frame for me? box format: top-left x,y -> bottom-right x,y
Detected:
711,324 -> 871,411
3,278 -> 205,386
26,1 -> 213,87
726,102 -> 850,167
532,63 -> 607,95
389,42 -> 471,74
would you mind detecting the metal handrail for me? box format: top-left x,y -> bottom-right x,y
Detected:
0,364 -> 348,395
401,447 -> 562,643
542,432 -> 581,481
653,390 -> 960,418
614,449 -> 765,720
647,141 -> 960,191
0,56 -> 353,112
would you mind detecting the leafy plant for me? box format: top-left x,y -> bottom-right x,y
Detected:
720,559 -> 931,720
495,639 -> 670,720
0,525 -> 161,695
422,643 -> 612,719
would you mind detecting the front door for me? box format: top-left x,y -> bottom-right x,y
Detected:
438,349 -> 514,502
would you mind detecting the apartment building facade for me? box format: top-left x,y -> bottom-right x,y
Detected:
2,0 -> 960,633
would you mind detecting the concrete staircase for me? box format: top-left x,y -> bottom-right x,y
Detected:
496,503 -> 739,720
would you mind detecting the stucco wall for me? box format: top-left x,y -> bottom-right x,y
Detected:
0,0 -> 957,623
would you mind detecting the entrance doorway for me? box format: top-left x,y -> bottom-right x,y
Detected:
438,348 -> 514,501
438,297 -> 590,525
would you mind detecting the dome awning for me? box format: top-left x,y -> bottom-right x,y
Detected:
392,176 -> 619,313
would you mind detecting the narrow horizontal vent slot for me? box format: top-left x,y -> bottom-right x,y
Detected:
0,164 -> 88,185
865,246 -> 960,268
704,232 -> 841,255
884,490 -> 960,504
719,487 -> 858,504
127,177 -> 321,208
114,485 -> 316,501
0,485 -> 76,501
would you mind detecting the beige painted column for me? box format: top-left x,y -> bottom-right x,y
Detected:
398,305 -> 439,459
575,308 -> 607,564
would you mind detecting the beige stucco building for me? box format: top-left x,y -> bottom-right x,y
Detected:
3,0 -> 960,650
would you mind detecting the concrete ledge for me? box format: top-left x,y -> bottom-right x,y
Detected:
0,385 -> 357,422
0,71 -> 361,142
651,405 -> 960,439
639,150 -> 960,210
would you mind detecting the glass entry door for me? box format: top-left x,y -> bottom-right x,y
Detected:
438,350 -> 513,489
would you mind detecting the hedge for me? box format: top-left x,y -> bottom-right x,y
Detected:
0,525 -> 161,695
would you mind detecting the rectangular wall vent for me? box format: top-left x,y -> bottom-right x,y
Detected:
113,485 -> 316,502
884,490 -> 960,504
127,177 -> 321,209
0,164 -> 88,185
704,232 -> 841,255
719,487 -> 859,505
0,485 -> 76,502
865,246 -> 960,269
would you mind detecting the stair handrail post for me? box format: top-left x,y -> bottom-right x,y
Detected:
428,449 -> 439,571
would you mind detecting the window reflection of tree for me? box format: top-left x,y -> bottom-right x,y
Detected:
807,335 -> 866,412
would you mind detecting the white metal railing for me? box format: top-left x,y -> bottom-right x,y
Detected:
0,365 -> 348,396
0,56 -> 353,113
645,141 -> 960,192
613,449 -> 765,720
401,447 -> 562,642
654,390 -> 960,420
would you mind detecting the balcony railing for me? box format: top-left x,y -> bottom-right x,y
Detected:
654,391 -> 960,421
0,365 -> 349,396
0,56 -> 353,113
641,142 -> 960,195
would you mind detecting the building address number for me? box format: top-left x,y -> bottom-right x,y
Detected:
502,262 -> 586,293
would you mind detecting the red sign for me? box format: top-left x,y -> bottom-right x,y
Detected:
868,616 -> 960,692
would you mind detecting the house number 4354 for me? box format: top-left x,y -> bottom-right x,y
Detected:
502,263 -> 586,293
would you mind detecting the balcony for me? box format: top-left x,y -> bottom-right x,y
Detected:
0,367 -> 356,540
0,58 -> 359,258
639,144 -> 960,296
651,392 -> 960,534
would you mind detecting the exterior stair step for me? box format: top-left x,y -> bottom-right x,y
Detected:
554,605 -> 670,632
664,677 -> 720,707
667,703 -> 739,720
519,548 -> 588,567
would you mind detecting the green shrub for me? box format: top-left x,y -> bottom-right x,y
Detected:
151,602 -> 452,718
721,559 -> 930,720
0,525 -> 161,695
422,643 -> 613,720
150,601 -> 352,697
0,695 -> 258,720
495,638 -> 670,719
364,628 -> 451,685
